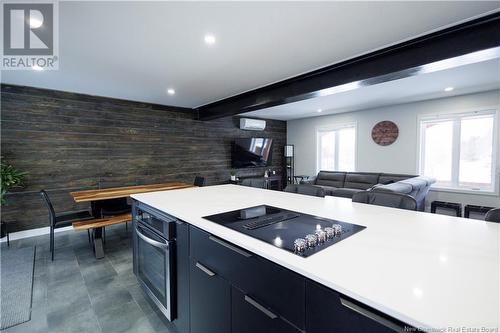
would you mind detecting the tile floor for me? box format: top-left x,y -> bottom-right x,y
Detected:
1,224 -> 173,333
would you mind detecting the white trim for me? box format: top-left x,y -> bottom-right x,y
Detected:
451,118 -> 461,185
429,186 -> 499,197
418,108 -> 497,121
417,108 -> 498,193
0,225 -> 73,243
316,122 -> 357,173
316,121 -> 358,132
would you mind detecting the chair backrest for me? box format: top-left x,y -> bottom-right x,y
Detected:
352,191 -> 417,211
194,176 -> 206,187
240,178 -> 266,189
284,184 -> 325,198
485,208 -> 500,223
40,190 -> 56,226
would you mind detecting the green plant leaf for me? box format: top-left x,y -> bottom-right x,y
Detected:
1,159 -> 28,205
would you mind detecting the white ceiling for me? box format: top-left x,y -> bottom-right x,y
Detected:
241,58 -> 500,120
1,2 -> 499,108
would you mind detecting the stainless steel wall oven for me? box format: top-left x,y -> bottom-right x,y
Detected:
133,202 -> 177,321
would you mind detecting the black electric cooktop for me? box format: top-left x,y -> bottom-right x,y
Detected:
203,205 -> 366,257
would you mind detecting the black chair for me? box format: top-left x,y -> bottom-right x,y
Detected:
240,178 -> 266,189
284,184 -> 325,197
352,191 -> 417,211
99,198 -> 132,235
97,181 -> 133,233
194,176 -> 206,187
485,208 -> 500,223
40,190 -> 94,261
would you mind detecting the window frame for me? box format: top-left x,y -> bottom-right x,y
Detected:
316,122 -> 357,173
417,108 -> 498,194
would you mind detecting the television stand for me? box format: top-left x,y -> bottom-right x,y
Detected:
231,175 -> 283,191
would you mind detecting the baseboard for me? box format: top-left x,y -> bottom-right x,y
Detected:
0,225 -> 73,243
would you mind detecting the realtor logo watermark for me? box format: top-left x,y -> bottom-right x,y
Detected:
1,0 -> 59,70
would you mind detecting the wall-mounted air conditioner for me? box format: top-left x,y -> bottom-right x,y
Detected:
239,118 -> 266,131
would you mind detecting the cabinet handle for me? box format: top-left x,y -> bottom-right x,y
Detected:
340,298 -> 403,332
195,262 -> 216,277
244,295 -> 278,319
209,236 -> 252,258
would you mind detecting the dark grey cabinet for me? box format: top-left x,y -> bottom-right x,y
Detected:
188,225 -> 410,333
173,222 -> 190,333
306,281 -> 405,333
189,259 -> 231,333
190,226 -> 305,330
231,287 -> 301,333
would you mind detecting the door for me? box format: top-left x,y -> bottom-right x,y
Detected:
189,259 -> 230,333
135,224 -> 174,320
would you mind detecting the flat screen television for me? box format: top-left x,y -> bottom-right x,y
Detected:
232,138 -> 273,168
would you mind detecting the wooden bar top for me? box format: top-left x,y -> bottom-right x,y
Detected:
70,182 -> 195,202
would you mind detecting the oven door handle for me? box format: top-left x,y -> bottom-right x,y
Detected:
135,226 -> 169,250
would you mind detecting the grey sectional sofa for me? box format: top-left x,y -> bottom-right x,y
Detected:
302,171 -> 435,211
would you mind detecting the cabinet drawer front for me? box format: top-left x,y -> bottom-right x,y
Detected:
306,281 -> 406,333
190,226 -> 253,283
190,227 -> 305,329
232,287 -> 301,333
189,259 -> 231,333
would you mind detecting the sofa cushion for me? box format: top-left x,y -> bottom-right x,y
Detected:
378,173 -> 416,185
371,176 -> 435,212
330,188 -> 365,198
343,173 -> 380,190
373,182 -> 413,195
399,177 -> 431,191
315,171 -> 346,188
352,191 -> 417,211
284,184 -> 325,197
313,185 -> 337,196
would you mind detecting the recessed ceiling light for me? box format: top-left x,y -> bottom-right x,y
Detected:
204,34 -> 216,45
317,109 -> 322,113
167,88 -> 175,95
32,65 -> 43,71
444,87 -> 454,92
412,287 -> 423,298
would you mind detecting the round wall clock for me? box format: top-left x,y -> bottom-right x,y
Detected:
371,121 -> 399,146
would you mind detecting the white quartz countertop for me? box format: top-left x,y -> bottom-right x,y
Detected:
132,185 -> 500,331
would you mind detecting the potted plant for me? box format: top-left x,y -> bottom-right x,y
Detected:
1,158 -> 27,238
230,170 -> 237,181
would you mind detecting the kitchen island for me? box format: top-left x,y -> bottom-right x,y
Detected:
131,185 -> 499,333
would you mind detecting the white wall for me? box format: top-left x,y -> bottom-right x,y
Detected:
287,90 -> 500,209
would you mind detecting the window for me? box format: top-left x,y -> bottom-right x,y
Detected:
317,123 -> 356,172
419,110 -> 497,192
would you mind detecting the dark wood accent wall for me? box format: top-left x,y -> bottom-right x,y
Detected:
1,84 -> 286,232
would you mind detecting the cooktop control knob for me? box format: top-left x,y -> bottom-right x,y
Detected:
324,227 -> 335,239
332,224 -> 342,235
305,234 -> 318,247
315,229 -> 327,243
293,238 -> 307,253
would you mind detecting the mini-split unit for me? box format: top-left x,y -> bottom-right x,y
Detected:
239,118 -> 266,131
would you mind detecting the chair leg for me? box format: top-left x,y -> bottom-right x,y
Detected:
125,222 -> 128,231
50,227 -> 54,261
87,230 -> 91,243
103,227 -> 106,244
91,229 -> 95,252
